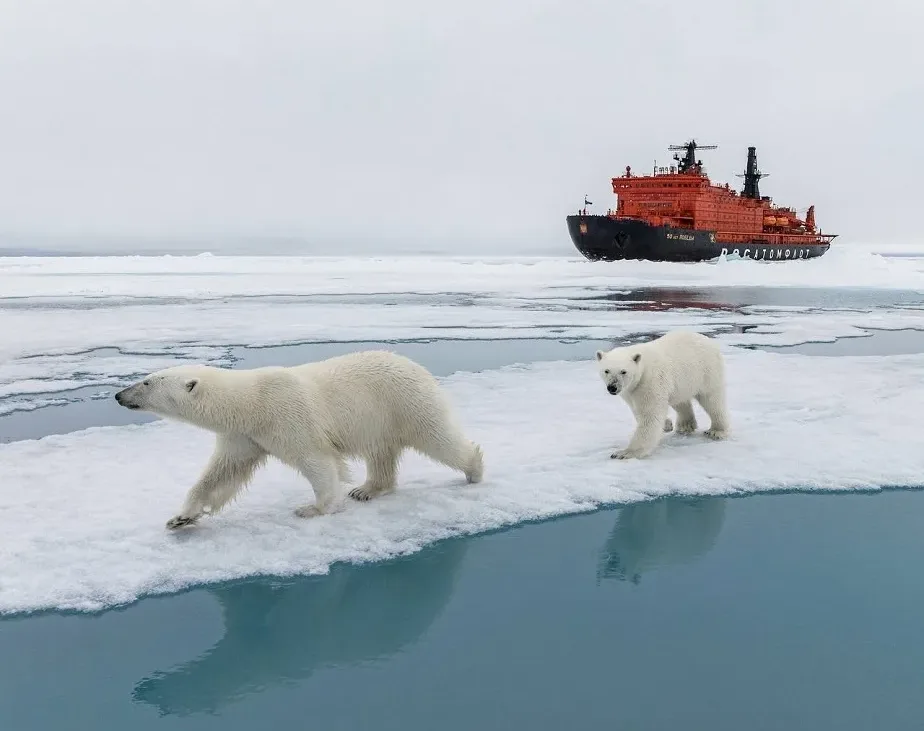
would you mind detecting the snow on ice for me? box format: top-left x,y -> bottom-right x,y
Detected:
1,347 -> 922,615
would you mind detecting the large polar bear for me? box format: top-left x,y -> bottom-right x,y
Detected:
595,330 -> 729,460
114,350 -> 484,529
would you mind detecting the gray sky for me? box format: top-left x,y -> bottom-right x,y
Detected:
0,0 -> 921,253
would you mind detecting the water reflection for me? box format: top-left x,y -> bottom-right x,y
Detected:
132,541 -> 466,717
589,287 -> 738,312
582,286 -> 924,311
598,497 -> 726,584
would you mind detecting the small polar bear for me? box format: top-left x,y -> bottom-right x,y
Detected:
595,330 -> 730,460
114,350 -> 484,529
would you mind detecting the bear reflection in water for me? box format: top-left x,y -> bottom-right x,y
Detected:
598,497 -> 726,584
132,540 -> 466,717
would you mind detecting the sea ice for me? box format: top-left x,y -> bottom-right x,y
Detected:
0,347 -> 921,615
3,251 -> 924,406
2,247 -> 923,300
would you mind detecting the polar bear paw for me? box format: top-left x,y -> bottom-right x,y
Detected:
166,513 -> 201,530
349,484 -> 390,502
676,419 -> 698,435
705,428 -> 728,440
610,448 -> 644,460
663,418 -> 673,432
295,501 -> 346,518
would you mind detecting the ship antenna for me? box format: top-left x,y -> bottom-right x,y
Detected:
668,139 -> 717,174
736,146 -> 770,199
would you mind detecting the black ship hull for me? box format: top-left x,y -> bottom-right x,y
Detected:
566,215 -> 831,263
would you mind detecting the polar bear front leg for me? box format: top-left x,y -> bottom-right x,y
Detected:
294,454 -> 347,518
167,434 -> 267,529
612,402 -> 669,460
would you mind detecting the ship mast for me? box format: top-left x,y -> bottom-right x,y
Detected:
668,139 -> 717,175
737,146 -> 770,199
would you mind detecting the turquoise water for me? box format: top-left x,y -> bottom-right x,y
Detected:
3,491 -> 924,729
3,284 -> 924,729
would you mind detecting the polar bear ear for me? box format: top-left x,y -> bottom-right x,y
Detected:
184,378 -> 199,393
632,353 -> 641,363
595,350 -> 605,361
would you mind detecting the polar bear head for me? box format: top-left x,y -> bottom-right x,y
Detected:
114,364 -> 208,421
595,348 -> 642,396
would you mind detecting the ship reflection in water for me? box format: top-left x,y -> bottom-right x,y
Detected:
132,541 -> 466,717
586,287 -> 739,312
597,497 -> 726,584
576,284 -> 923,312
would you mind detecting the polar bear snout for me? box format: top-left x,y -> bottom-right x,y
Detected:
114,385 -> 142,410
606,383 -> 620,395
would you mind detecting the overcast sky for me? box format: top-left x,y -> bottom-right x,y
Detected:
0,0 -> 921,254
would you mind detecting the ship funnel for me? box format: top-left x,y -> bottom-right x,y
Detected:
739,145 -> 769,199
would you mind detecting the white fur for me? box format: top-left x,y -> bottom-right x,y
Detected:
114,350 -> 484,529
595,330 -> 730,460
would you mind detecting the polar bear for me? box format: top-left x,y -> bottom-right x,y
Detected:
114,350 -> 484,529
595,330 -> 729,460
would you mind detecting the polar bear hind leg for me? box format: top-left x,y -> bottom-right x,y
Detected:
696,390 -> 730,440
413,427 -> 483,484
